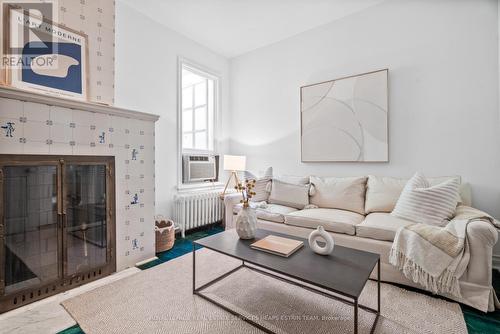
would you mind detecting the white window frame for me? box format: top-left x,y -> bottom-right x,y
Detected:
177,57 -> 221,190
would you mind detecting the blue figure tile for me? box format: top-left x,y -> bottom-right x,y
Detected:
99,132 -> 105,144
1,122 -> 15,137
131,148 -> 138,160
131,193 -> 139,205
132,238 -> 139,250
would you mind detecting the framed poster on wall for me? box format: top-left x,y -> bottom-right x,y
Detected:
300,69 -> 388,162
3,5 -> 88,101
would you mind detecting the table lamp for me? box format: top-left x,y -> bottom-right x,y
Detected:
221,155 -> 246,198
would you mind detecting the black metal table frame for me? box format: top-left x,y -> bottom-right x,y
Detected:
192,243 -> 380,334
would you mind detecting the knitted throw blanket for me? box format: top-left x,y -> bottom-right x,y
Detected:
389,206 -> 498,298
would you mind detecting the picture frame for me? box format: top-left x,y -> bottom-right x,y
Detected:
3,5 -> 89,101
300,69 -> 389,162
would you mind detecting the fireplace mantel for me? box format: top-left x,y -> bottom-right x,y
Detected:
0,85 -> 159,122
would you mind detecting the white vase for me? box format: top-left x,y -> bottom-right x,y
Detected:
236,206 -> 257,239
308,226 -> 334,255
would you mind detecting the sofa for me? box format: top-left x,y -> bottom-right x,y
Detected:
224,174 -> 499,312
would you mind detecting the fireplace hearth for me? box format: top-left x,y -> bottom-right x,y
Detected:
0,155 -> 116,313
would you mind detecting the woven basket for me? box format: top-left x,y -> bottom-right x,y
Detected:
155,217 -> 175,253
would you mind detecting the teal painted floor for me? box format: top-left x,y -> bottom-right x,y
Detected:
57,324 -> 85,334
461,269 -> 500,333
137,225 -> 225,270
58,225 -> 500,334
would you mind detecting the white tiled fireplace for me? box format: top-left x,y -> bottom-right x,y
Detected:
0,86 -> 159,272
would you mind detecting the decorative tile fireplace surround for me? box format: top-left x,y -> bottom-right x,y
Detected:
0,86 -> 159,312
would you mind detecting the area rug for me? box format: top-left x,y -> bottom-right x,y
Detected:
62,249 -> 467,334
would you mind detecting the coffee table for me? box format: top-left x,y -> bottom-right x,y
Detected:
193,229 -> 380,334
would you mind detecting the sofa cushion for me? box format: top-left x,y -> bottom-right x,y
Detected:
284,208 -> 364,235
310,176 -> 367,215
391,172 -> 460,226
234,203 -> 297,223
356,213 -> 414,241
365,175 -> 463,214
274,175 -> 310,185
244,167 -> 273,202
268,179 -> 310,209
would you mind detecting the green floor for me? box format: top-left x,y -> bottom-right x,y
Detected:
58,225 -> 500,334
137,225 -> 225,270
461,269 -> 500,333
58,324 -> 85,334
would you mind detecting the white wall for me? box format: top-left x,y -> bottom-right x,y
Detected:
115,1 -> 231,218
230,0 -> 500,251
114,0 -> 500,256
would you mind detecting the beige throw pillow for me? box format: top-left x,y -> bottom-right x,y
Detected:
268,179 -> 310,209
274,175 -> 310,185
244,167 -> 273,202
365,176 -> 408,214
309,176 -> 367,215
365,175 -> 463,214
391,172 -> 460,226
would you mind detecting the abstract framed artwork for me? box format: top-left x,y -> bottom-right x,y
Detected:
4,5 -> 89,101
300,69 -> 388,162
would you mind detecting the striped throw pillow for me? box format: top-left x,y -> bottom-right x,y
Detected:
244,167 -> 273,202
391,172 -> 460,226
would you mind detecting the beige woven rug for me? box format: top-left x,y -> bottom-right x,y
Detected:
62,248 -> 467,334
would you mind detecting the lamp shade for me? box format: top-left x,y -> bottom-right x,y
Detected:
223,155 -> 246,171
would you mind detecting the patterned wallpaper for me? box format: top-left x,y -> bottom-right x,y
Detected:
0,97 -> 156,270
0,0 -> 115,105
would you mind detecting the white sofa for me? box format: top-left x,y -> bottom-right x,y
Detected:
224,175 -> 499,312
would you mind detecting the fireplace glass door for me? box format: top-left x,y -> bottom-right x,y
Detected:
64,164 -> 108,276
3,165 -> 60,295
0,156 -> 115,313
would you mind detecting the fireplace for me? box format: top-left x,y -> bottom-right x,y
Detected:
0,155 -> 116,313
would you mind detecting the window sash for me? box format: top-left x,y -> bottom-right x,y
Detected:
181,67 -> 214,152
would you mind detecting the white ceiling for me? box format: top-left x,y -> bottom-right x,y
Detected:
120,0 -> 385,58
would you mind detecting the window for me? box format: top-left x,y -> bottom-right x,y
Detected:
180,63 -> 217,152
